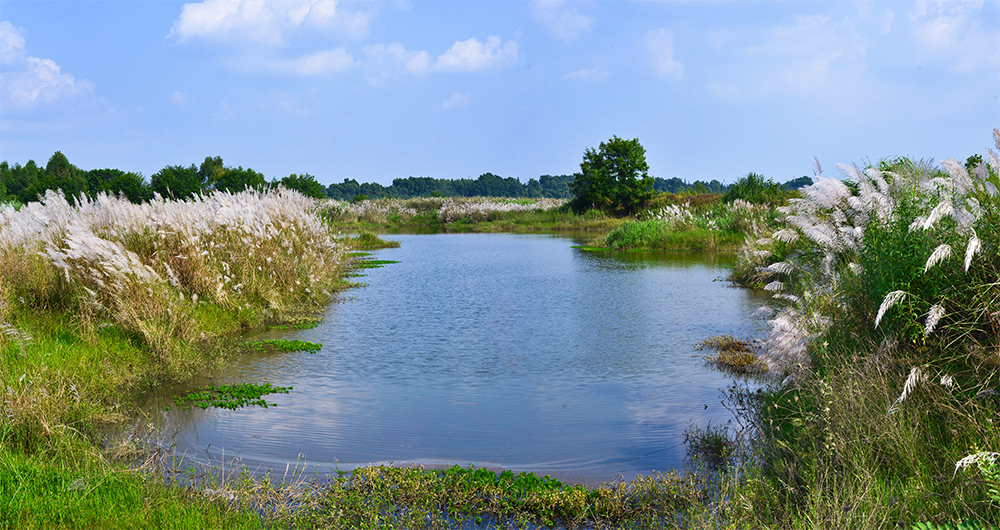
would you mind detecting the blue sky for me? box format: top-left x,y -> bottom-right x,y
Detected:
1,0 -> 998,187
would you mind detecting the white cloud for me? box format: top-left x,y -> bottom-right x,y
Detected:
529,0 -> 594,41
362,42 -> 430,85
564,66 -> 609,82
168,0 -> 370,45
441,92 -> 469,109
434,36 -> 518,72
909,0 -> 999,72
171,90 -> 192,106
0,21 -> 94,110
702,14 -> 868,100
643,29 -> 684,79
266,48 -> 355,75
0,20 -> 26,65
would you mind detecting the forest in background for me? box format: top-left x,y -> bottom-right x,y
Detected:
0,151 -> 813,205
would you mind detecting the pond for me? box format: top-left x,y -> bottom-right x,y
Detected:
145,233 -> 770,486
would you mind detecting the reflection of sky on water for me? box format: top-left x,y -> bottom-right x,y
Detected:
144,233 -> 770,486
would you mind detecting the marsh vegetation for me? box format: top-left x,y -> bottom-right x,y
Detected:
3,132 -> 1000,529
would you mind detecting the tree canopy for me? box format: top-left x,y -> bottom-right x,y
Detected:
569,136 -> 654,216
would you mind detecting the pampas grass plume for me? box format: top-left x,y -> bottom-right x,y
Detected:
924,244 -> 952,273
875,290 -> 907,328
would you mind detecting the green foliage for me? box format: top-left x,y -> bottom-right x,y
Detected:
725,136 -> 1000,527
171,382 -> 291,411
151,164 -> 205,200
280,173 -> 326,199
245,339 -> 323,354
570,135 -> 654,216
722,172 -> 788,205
653,177 -> 727,194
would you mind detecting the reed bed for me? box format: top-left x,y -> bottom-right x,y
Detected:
0,187 -> 347,456
721,130 -> 1000,527
317,196 -> 567,225
604,198 -> 778,250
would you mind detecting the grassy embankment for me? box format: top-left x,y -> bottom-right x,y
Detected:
0,188 -> 352,528
318,196 -> 626,234
697,138 -> 1000,528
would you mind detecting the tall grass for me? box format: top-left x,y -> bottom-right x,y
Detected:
0,187 -> 346,454
604,198 -> 779,250
317,196 -> 567,225
723,130 -> 1000,527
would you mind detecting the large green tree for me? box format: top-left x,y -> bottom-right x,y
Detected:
569,136 -> 653,216
151,164 -> 204,200
279,173 -> 326,199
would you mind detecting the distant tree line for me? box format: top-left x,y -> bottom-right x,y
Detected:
0,152 -> 327,205
1,150 -> 818,208
325,174 -> 575,201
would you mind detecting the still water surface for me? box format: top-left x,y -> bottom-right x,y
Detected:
150,233 -> 769,485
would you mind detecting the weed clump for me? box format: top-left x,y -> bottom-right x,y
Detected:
172,382 -> 291,411
696,334 -> 767,375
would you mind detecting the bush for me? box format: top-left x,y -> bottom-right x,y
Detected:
722,172 -> 789,205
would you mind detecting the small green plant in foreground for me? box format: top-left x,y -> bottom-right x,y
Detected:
172,382 -> 291,411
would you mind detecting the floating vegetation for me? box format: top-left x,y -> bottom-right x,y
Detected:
353,259 -> 399,269
171,382 -> 291,411
696,334 -> 766,375
245,339 -> 322,354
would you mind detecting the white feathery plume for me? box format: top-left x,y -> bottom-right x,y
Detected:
908,216 -> 926,232
924,244 -> 952,272
953,206 -> 976,229
804,176 -> 852,209
924,304 -> 945,336
847,262 -> 863,274
813,157 -> 823,176
764,281 -> 785,292
766,262 -> 795,275
964,233 -> 981,272
837,162 -> 863,183
939,374 -> 954,389
955,452 -> 1000,476
941,158 -> 973,193
875,290 -> 907,328
772,228 -> 799,243
922,200 -> 953,230
888,366 -> 926,415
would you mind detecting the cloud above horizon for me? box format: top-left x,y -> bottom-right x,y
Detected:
529,0 -> 594,41
0,21 -> 95,111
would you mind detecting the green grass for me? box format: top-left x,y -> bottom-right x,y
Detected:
1,447 -> 265,530
244,339 -> 322,354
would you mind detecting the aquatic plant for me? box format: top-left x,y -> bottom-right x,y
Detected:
245,339 -> 322,354
696,334 -> 766,376
172,382 -> 291,411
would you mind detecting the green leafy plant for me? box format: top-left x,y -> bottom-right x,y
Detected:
245,339 -> 322,354
171,382 -> 291,411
